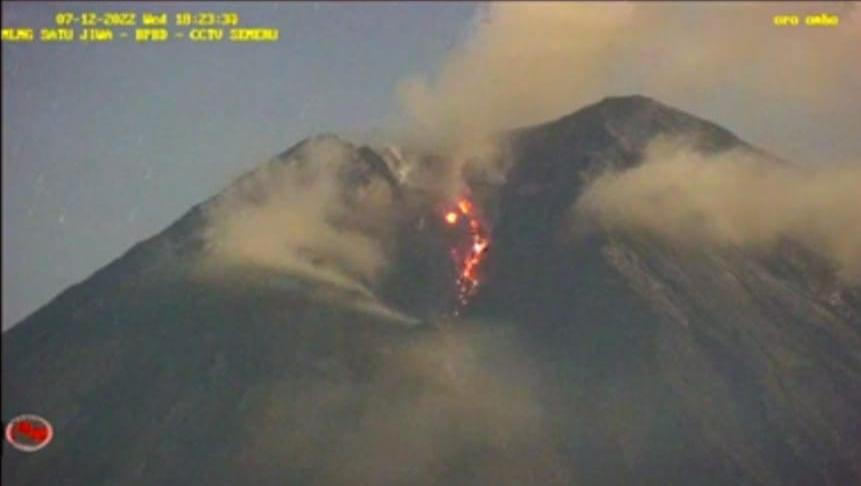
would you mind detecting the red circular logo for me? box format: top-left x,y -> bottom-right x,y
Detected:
5,414 -> 53,452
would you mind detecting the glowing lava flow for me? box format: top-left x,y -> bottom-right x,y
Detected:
444,197 -> 490,312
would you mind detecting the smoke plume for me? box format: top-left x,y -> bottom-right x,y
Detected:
396,2 -> 860,163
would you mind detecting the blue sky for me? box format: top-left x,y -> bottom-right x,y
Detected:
2,2 -> 477,329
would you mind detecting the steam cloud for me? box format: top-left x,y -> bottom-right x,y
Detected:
573,137 -> 861,283
201,137 -> 396,296
397,2 -> 860,163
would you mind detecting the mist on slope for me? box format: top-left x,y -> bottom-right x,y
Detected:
573,137 -> 861,284
236,320 -> 569,485
200,137 -> 398,299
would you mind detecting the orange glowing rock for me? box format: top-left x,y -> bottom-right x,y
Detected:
444,196 -> 491,313
457,199 -> 472,215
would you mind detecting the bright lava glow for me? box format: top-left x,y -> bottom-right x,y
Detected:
443,197 -> 490,313
458,200 -> 472,215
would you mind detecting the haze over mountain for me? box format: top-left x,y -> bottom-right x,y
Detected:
3,96 -> 860,485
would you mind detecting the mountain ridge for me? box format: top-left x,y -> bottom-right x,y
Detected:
4,96 -> 860,485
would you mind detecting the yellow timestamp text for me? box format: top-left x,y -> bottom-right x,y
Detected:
773,13 -> 840,27
133,28 -> 279,42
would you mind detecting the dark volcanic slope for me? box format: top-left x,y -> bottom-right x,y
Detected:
475,96 -> 861,485
4,96 -> 861,486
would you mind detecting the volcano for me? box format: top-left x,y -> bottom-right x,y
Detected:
3,96 -> 860,485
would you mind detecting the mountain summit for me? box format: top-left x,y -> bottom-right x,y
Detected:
4,96 -> 860,485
